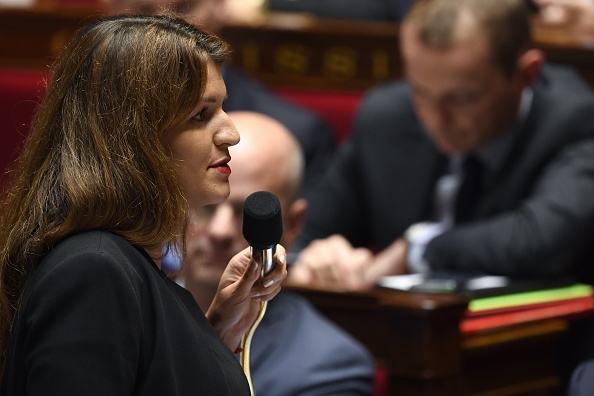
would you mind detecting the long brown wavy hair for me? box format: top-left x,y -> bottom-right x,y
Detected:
0,14 -> 230,374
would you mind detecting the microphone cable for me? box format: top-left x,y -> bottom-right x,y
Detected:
239,280 -> 268,395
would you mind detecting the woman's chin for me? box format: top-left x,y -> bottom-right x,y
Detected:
200,188 -> 231,208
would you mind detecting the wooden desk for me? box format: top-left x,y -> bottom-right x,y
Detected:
286,284 -> 570,395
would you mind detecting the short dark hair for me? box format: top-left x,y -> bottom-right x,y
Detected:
404,0 -> 532,76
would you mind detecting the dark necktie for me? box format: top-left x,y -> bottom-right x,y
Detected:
454,155 -> 485,224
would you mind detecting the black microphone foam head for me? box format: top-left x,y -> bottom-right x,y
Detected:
242,191 -> 283,249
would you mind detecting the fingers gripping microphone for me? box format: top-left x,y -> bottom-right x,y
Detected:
240,191 -> 283,396
242,191 -> 283,277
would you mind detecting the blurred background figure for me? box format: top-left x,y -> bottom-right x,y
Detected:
291,0 -> 594,306
105,0 -> 338,200
289,0 -> 594,390
105,0 -> 225,32
0,0 -> 35,6
171,110 -> 376,396
533,0 -> 594,37
267,0 -> 414,22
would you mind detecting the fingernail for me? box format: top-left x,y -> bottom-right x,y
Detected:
250,261 -> 258,272
279,255 -> 286,265
263,279 -> 275,288
251,290 -> 260,298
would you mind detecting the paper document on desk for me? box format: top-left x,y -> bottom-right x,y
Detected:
378,272 -> 575,298
378,273 -> 509,294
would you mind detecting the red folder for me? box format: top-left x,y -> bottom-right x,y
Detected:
461,295 -> 594,333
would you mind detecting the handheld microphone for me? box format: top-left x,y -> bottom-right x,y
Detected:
242,191 -> 283,277
241,191 -> 283,395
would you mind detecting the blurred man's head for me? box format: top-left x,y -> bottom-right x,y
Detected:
182,111 -> 307,310
105,0 -> 228,33
401,0 -> 543,155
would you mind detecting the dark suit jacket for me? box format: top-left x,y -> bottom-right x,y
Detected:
296,63 -> 594,282
251,291 -> 375,396
223,66 -> 337,200
1,231 -> 249,396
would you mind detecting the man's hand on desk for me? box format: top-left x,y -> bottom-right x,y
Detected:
289,235 -> 372,290
365,238 -> 409,285
288,235 -> 409,291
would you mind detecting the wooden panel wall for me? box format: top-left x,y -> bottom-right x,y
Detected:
2,6 -> 594,91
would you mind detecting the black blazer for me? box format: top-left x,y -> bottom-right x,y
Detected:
1,231 -> 249,396
297,63 -> 594,281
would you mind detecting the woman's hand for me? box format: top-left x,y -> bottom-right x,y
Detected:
206,245 -> 287,351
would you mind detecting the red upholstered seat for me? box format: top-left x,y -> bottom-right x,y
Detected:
0,69 -> 47,184
272,87 -> 362,144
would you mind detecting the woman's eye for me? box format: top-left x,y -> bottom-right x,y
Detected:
192,107 -> 208,122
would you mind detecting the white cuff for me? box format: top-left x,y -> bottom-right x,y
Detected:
404,222 -> 445,274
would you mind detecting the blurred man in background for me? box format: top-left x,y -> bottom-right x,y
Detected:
289,0 -> 594,389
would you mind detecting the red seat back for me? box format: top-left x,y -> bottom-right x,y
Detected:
0,69 -> 47,185
272,87 -> 362,144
